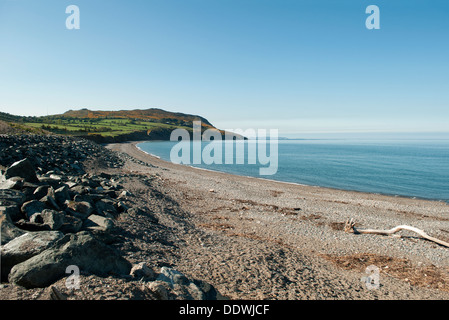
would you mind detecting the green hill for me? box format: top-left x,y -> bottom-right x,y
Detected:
0,108 -> 231,143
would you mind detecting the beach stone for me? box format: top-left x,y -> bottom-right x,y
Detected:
146,281 -> 171,300
1,231 -> 63,278
130,262 -> 155,280
95,199 -> 117,217
15,219 -> 51,232
5,158 -> 39,183
40,195 -> 60,211
30,209 -> 65,230
65,200 -> 94,220
21,200 -> 46,219
38,177 -> 62,188
82,214 -> 114,232
54,186 -> 70,205
58,214 -> 83,234
8,231 -> 132,289
33,185 -> 51,200
157,267 -> 190,287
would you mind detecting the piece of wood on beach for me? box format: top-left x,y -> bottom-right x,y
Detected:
344,218 -> 449,248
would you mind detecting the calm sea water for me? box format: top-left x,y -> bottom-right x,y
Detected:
138,140 -> 449,201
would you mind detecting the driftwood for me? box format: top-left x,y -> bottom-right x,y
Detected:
344,218 -> 449,248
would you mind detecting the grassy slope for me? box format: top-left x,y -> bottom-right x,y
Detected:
0,108 -> 223,141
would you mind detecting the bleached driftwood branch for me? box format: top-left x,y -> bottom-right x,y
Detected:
344,218 -> 449,248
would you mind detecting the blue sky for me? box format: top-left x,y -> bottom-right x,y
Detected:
0,0 -> 448,137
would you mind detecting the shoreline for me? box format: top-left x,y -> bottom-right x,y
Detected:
133,140 -> 448,204
105,140 -> 449,299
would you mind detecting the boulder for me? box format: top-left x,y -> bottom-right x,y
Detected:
5,158 -> 39,183
8,231 -> 132,289
130,262 -> 155,280
148,267 -> 227,300
30,209 -> 65,230
95,199 -> 118,217
21,200 -> 46,219
82,214 -> 114,232
1,231 -> 63,278
157,267 -> 190,288
38,177 -> 62,188
40,195 -> 60,211
65,200 -> 93,220
58,214 -> 83,234
54,186 -> 70,206
33,185 -> 51,200
14,219 -> 51,232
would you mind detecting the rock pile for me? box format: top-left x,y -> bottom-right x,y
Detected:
0,134 -> 124,176
0,158 -> 133,287
0,135 -> 224,300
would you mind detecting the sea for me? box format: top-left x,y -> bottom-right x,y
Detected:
137,139 -> 449,202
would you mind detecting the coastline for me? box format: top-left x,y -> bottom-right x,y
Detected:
104,140 -> 449,299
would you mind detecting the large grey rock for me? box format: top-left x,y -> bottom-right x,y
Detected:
8,231 -> 132,288
1,231 -> 63,278
5,159 -> 39,183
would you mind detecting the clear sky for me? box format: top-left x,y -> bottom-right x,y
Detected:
0,0 -> 448,137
